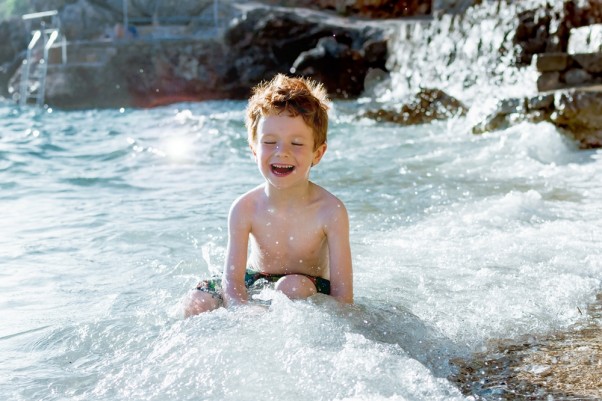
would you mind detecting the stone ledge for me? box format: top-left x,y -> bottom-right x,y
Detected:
535,52 -> 602,91
568,24 -> 602,54
472,86 -> 602,149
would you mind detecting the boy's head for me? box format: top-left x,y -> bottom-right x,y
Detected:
246,74 -> 330,151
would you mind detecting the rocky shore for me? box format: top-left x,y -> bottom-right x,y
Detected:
0,1 -> 396,107
0,1 -> 601,399
451,293 -> 602,400
2,0 -> 602,148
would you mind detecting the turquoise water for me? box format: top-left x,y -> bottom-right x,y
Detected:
1,97 -> 601,401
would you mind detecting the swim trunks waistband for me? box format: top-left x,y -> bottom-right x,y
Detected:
195,269 -> 331,299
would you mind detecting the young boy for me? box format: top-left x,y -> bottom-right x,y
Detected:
184,74 -> 353,316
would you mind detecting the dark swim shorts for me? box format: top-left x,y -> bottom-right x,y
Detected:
196,269 -> 331,300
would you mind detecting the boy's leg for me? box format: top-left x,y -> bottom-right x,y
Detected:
183,290 -> 220,317
274,274 -> 317,300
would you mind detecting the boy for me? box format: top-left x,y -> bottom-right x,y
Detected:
184,74 -> 353,316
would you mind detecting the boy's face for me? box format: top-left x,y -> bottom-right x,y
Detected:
252,111 -> 326,190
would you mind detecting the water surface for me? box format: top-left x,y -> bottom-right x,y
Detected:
1,97 -> 601,400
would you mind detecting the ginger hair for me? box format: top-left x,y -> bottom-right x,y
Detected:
245,74 -> 330,151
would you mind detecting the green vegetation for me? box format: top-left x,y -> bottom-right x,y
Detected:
0,0 -> 31,20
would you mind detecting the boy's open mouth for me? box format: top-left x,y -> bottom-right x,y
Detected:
271,163 -> 295,176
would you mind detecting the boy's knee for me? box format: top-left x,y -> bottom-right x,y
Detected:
183,290 -> 220,317
274,274 -> 317,300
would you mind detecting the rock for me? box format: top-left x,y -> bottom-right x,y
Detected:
496,98 -> 526,115
563,68 -> 593,85
4,1 -> 390,108
472,112 -> 512,135
0,18 -> 27,97
551,88 -> 602,148
40,63 -> 131,108
60,0 -> 116,40
362,67 -> 390,97
291,36 -> 368,98
472,97 -> 533,135
536,71 -> 563,92
513,7 -> 552,65
470,88 -> 602,149
526,93 -> 555,111
272,0 -> 431,18
535,53 -> 569,72
223,5 -> 388,99
362,88 -> 467,125
572,52 -> 602,73
568,24 -> 602,54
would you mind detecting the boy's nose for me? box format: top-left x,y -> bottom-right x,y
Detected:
275,143 -> 291,155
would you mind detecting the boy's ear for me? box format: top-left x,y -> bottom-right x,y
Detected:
311,143 -> 327,167
250,144 -> 257,159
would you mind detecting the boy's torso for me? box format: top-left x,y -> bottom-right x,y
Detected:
245,183 -> 336,279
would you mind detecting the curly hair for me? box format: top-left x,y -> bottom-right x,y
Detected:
245,74 -> 330,151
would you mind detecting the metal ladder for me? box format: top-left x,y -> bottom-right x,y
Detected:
19,11 -> 65,108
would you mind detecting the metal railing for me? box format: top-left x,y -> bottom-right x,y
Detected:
121,0 -> 221,36
19,10 -> 66,107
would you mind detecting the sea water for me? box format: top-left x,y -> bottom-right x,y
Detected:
0,95 -> 600,400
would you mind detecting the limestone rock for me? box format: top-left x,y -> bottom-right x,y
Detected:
362,88 -> 467,125
572,52 -> 602,73
223,5 -> 388,99
535,53 -> 569,72
551,88 -> 602,148
6,2 -> 389,108
564,68 -> 593,85
537,71 -> 562,92
568,24 -> 602,54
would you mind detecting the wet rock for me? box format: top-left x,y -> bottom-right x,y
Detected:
572,52 -> 602,73
362,67 -> 390,97
450,293 -> 602,400
536,71 -> 562,92
534,52 -> 569,72
568,24 -> 602,54
564,68 -> 593,85
362,88 -> 467,126
291,36 -> 368,98
4,1 -> 390,108
471,88 -> 602,149
224,5 -> 388,99
551,88 -> 602,148
472,97 -> 541,135
526,93 -> 555,110
513,7 -> 553,65
271,0 -> 431,18
0,18 -> 27,97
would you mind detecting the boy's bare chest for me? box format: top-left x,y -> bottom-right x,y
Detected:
249,209 -> 327,272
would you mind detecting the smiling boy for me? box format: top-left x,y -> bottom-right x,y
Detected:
184,74 -> 353,316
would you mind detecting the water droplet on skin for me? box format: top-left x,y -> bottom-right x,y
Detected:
275,241 -> 279,245
299,259 -> 303,263
289,236 -> 294,241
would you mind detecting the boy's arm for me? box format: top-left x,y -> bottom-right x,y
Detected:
326,201 -> 353,303
222,197 -> 251,307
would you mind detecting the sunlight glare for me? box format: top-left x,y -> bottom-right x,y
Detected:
164,136 -> 193,161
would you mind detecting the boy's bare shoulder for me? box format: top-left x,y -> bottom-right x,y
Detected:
229,185 -> 264,214
311,182 -> 348,213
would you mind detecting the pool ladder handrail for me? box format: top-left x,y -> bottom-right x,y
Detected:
19,10 -> 66,108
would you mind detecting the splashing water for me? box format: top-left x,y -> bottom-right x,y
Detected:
1,2 -> 601,400
1,94 -> 600,400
